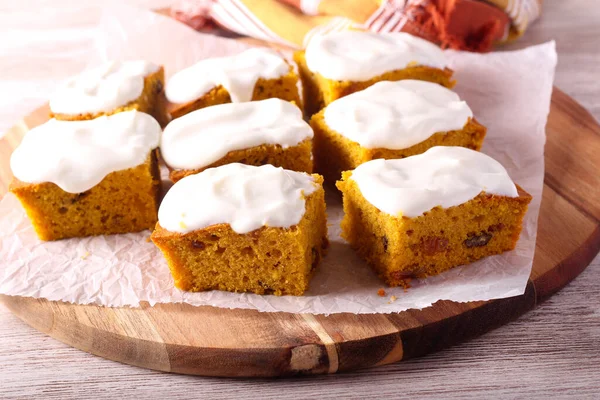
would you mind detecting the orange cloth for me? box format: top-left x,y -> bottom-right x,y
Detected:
171,0 -> 542,52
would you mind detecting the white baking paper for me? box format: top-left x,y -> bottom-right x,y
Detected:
0,5 -> 556,314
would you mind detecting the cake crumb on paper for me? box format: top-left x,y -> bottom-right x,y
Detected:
377,288 -> 386,297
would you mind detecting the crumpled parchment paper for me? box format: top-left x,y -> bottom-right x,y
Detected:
0,5 -> 557,314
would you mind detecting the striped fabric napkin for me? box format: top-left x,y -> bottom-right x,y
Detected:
171,0 -> 542,52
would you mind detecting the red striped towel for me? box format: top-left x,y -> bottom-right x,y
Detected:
171,0 -> 542,52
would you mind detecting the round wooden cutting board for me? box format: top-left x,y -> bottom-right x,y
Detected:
1,88 -> 599,377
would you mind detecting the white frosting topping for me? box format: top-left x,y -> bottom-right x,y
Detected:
161,99 -> 313,170
158,163 -> 318,234
10,111 -> 161,193
165,48 -> 290,104
305,31 -> 447,81
323,80 -> 473,149
350,146 -> 518,218
49,60 -> 160,115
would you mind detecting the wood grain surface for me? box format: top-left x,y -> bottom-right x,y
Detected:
1,86 -> 598,378
1,0 -> 599,398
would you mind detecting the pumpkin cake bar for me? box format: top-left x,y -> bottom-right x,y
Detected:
336,146 -> 532,287
295,31 -> 455,116
161,98 -> 314,182
311,80 -> 486,184
10,111 -> 162,241
49,60 -> 168,125
166,47 -> 301,120
151,163 -> 328,296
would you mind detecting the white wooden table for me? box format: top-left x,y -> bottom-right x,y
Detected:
1,2 -> 599,398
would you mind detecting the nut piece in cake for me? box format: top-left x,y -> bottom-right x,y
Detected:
336,147 -> 532,287
161,99 -> 314,182
9,111 -> 161,241
151,163 -> 328,296
49,60 -> 168,126
295,31 -> 455,117
311,80 -> 486,184
165,48 -> 302,120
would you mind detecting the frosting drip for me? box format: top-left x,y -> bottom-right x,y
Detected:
10,111 -> 161,193
351,146 -> 518,218
324,80 -> 473,150
165,48 -> 290,104
49,60 -> 159,115
305,31 -> 447,81
158,163 -> 318,234
161,99 -> 313,170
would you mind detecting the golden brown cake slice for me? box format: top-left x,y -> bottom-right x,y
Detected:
165,47 -> 301,120
336,147 -> 531,287
9,111 -> 161,241
311,80 -> 486,184
151,164 -> 328,296
295,31 -> 455,117
161,99 -> 314,182
49,60 -> 168,126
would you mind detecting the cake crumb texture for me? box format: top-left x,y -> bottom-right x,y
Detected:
10,152 -> 160,241
151,175 -> 328,295
336,172 -> 531,287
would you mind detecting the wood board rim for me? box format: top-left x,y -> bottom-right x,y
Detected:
1,87 -> 600,377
